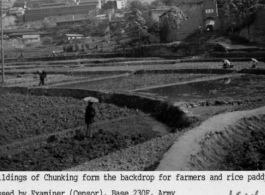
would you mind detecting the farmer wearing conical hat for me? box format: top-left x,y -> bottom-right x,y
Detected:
85,100 -> 96,138
223,59 -> 234,69
251,58 -> 258,69
223,59 -> 230,69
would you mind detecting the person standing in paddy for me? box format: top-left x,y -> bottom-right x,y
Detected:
85,99 -> 97,138
37,70 -> 47,86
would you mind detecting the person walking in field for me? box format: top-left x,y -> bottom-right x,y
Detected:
37,70 -> 47,86
84,97 -> 98,138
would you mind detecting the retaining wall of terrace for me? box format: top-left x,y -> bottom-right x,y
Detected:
0,87 -> 189,128
209,51 -> 265,58
2,53 -> 132,63
4,70 -> 132,75
134,69 -> 235,74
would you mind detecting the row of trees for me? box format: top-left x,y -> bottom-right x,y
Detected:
13,0 -> 58,8
219,0 -> 264,34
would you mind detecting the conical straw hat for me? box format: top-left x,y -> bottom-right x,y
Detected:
83,97 -> 99,102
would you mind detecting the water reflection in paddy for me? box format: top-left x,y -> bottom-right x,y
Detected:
136,75 -> 265,101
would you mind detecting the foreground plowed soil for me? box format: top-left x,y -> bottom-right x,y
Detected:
0,93 -> 145,145
0,130 -> 156,171
0,92 -> 168,171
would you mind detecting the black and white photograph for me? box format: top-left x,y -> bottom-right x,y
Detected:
1,0 -> 265,173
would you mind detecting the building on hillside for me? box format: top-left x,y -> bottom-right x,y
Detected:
158,0 -> 220,42
41,3 -> 66,7
41,0 -> 99,7
102,0 -> 126,10
23,3 -> 98,22
96,14 -> 108,20
64,34 -> 84,41
8,7 -> 25,16
8,31 -> 50,38
203,0 -> 220,31
56,18 -> 90,26
22,35 -> 40,44
114,13 -> 124,18
149,6 -> 171,22
109,19 -> 125,24
116,0 -> 126,9
79,0 -> 100,6
3,8 -> 10,15
27,0 -> 47,8
3,29 -> 37,36
102,1 -> 117,10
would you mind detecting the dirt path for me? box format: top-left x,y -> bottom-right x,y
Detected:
156,106 -> 265,171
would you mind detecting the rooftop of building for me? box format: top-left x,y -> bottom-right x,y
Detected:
9,32 -> 49,36
42,3 -> 66,7
173,0 -> 203,4
109,19 -> 125,23
57,18 -> 90,24
22,35 -> 40,38
3,29 -> 37,34
65,34 -> 84,37
41,1 -> 98,7
25,3 -> 97,11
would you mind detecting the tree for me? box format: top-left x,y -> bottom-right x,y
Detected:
159,7 -> 186,42
125,8 -> 149,46
42,19 -> 56,30
41,37 -> 53,45
220,0 -> 264,33
163,6 -> 187,29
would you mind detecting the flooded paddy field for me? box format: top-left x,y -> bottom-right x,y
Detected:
52,73 -> 220,91
2,58 -> 265,171
136,74 -> 265,102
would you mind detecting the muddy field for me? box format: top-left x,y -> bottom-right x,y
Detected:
0,130 -> 155,171
55,73 -> 220,91
0,93 -> 150,146
0,92 -> 168,171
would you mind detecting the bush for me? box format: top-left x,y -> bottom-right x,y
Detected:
41,37 -> 53,45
